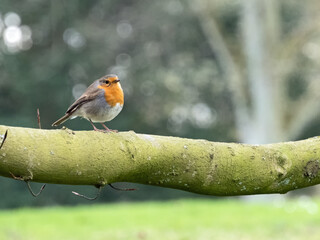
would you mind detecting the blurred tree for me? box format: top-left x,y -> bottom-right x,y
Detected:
190,0 -> 320,143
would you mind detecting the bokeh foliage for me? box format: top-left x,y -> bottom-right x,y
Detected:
0,0 -> 320,207
0,0 -> 230,208
0,0 -> 234,140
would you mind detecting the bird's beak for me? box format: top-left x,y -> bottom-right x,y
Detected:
114,79 -> 120,83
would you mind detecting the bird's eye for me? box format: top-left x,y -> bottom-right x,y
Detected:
105,80 -> 110,85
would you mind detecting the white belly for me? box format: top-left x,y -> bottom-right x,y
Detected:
74,102 -> 123,123
98,103 -> 123,122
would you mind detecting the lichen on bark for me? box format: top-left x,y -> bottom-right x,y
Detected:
0,125 -> 320,196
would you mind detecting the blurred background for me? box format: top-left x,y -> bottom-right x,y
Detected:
1,0 -> 320,209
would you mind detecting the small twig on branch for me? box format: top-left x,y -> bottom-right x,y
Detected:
109,183 -> 136,191
26,181 -> 46,197
9,172 -> 46,197
9,171 -> 25,181
0,130 -> 8,150
72,184 -> 135,201
37,108 -> 41,129
72,186 -> 102,200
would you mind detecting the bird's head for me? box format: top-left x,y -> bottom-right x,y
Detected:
97,74 -> 124,106
98,74 -> 121,88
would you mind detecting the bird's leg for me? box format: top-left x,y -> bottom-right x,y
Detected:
101,123 -> 118,133
89,119 -> 105,132
101,123 -> 111,132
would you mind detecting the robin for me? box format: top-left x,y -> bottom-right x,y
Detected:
52,74 -> 124,132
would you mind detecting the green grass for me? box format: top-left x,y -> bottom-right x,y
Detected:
0,198 -> 319,240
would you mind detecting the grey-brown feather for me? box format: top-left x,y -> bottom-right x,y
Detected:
52,80 -> 102,126
52,114 -> 71,126
66,80 -> 102,115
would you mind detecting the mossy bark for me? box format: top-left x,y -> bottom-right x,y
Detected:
0,125 -> 319,196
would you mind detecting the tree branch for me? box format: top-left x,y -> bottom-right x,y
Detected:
0,125 -> 319,196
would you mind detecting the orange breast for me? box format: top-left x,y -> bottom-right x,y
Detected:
98,84 -> 124,107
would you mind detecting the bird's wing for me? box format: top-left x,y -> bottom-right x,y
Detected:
66,81 -> 102,115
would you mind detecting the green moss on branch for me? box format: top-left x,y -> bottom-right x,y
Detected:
0,125 -> 319,196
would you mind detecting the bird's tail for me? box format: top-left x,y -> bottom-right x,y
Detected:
52,114 -> 71,126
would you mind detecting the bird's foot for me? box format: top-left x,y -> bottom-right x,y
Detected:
101,123 -> 118,133
89,120 -> 118,133
93,128 -> 109,133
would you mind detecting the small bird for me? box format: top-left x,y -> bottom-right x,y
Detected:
52,74 -> 124,132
